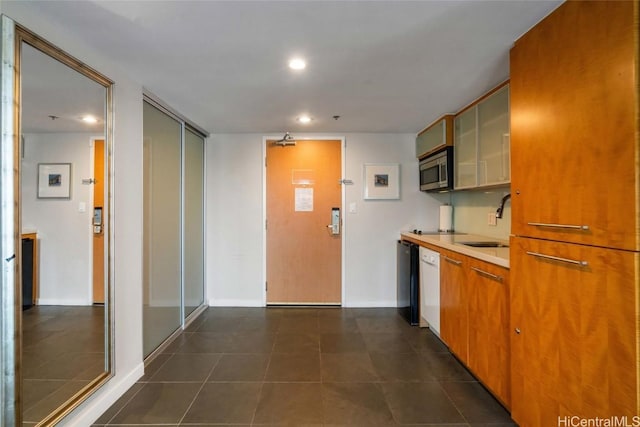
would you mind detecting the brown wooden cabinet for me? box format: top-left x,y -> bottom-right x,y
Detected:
510,2 -> 640,424
510,236 -> 638,425
467,257 -> 510,408
439,249 -> 468,364
510,1 -> 638,252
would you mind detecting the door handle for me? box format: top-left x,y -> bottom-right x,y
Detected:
526,251 -> 589,267
470,266 -> 503,282
527,222 -> 589,231
328,207 -> 340,235
443,256 -> 462,266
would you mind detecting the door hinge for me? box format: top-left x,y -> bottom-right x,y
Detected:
265,219 -> 268,230
265,281 -> 268,292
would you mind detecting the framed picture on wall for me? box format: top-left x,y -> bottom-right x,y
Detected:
363,163 -> 400,200
37,163 -> 72,199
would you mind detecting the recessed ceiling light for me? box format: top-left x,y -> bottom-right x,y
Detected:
82,115 -> 98,124
288,58 -> 306,70
297,115 -> 312,124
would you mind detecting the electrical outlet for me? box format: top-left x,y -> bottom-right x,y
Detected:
488,212 -> 497,226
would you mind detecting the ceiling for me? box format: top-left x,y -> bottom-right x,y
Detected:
15,0 -> 563,135
22,43 -> 106,134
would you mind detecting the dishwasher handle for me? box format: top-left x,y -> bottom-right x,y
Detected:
419,248 -> 440,267
421,256 -> 439,267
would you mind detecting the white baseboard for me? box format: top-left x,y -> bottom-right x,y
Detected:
36,298 -> 93,306
208,299 -> 397,308
58,362 -> 144,427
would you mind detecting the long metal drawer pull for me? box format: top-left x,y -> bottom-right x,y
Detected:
443,256 -> 462,266
526,251 -> 589,267
471,266 -> 503,282
527,222 -> 589,231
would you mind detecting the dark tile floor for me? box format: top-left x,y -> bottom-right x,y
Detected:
22,305 -> 105,425
93,307 -> 516,426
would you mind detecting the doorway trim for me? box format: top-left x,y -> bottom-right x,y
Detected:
261,135 -> 346,306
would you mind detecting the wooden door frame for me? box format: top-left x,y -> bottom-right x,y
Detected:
262,135 -> 346,306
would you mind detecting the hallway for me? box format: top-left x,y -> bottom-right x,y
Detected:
93,307 -> 514,426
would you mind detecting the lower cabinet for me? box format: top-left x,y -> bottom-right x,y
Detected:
439,248 -> 511,408
440,249 -> 468,363
510,236 -> 639,426
467,257 -> 510,408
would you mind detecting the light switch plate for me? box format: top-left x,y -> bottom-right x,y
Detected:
488,212 -> 497,226
349,202 -> 357,214
78,202 -> 86,213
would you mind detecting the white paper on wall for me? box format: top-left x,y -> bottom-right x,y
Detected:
295,187 -> 313,212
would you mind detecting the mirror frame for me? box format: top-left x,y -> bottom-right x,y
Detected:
1,14 -> 19,427
13,23 -> 114,426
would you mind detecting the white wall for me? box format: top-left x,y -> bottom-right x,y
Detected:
206,134 -> 266,306
0,4 -> 145,426
22,132 -> 96,305
207,133 -> 444,308
342,134 -> 443,306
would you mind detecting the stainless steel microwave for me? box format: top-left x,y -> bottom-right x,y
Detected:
419,147 -> 453,192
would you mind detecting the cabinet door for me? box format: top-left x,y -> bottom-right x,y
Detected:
477,85 -> 509,186
510,237 -> 638,426
510,1 -> 637,251
439,249 -> 468,362
468,258 -> 510,408
454,108 -> 477,189
416,116 -> 453,159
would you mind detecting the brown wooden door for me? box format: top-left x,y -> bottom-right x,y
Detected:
510,236 -> 638,426
439,249 -> 468,363
92,139 -> 105,304
266,139 -> 342,304
510,1 -> 637,251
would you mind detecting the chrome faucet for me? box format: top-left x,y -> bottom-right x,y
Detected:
496,193 -> 511,219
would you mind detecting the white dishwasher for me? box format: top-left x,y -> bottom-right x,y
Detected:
419,246 -> 440,337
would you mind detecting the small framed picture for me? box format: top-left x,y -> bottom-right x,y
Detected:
37,163 -> 72,199
363,163 -> 400,200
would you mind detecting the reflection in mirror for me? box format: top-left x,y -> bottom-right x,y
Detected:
17,27 -> 112,426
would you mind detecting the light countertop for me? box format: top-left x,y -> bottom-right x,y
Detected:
400,232 -> 509,269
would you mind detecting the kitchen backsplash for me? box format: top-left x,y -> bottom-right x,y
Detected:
450,189 -> 511,240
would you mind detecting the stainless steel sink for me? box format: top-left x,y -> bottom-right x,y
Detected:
461,241 -> 509,248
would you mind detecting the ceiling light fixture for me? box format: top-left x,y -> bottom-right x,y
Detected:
288,58 -> 306,70
82,115 -> 98,124
297,115 -> 312,124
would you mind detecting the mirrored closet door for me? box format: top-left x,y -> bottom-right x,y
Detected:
143,99 -> 206,359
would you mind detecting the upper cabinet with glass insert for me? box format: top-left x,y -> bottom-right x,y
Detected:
454,83 -> 510,189
416,115 -> 454,159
